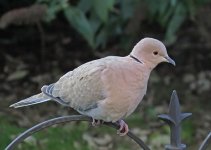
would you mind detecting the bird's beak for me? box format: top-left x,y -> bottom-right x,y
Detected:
164,56 -> 176,66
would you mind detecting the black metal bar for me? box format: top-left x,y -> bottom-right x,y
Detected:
199,132 -> 211,150
7,90 -> 210,150
5,115 -> 150,150
158,90 -> 192,150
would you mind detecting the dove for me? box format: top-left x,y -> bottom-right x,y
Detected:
10,37 -> 175,136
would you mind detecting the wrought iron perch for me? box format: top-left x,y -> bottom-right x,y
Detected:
158,90 -> 192,150
5,90 -> 211,150
5,115 -> 150,150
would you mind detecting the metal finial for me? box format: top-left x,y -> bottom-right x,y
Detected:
158,90 -> 192,150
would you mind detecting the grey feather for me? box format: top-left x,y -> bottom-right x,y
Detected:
77,103 -> 98,112
10,84 -> 71,108
41,84 -> 70,106
10,93 -> 51,108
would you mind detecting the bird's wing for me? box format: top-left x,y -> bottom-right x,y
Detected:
41,84 -> 70,106
51,58 -> 110,111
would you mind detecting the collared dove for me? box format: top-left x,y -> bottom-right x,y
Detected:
10,37 -> 175,136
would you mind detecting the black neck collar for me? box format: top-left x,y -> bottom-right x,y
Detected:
130,55 -> 143,64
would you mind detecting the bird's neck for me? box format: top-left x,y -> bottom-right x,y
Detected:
128,54 -> 157,72
129,54 -> 143,64
143,61 -> 158,71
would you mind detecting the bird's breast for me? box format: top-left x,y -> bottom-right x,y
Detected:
102,66 -> 149,121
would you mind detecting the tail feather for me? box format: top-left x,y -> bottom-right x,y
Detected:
10,93 -> 51,108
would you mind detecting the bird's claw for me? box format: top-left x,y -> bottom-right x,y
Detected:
92,118 -> 103,126
117,120 -> 129,136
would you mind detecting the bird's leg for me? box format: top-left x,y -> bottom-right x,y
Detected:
92,118 -> 103,126
116,120 -> 129,136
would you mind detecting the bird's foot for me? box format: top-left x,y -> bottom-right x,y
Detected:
116,120 -> 129,136
92,118 -> 103,126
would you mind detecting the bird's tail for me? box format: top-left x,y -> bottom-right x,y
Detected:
10,93 -> 51,108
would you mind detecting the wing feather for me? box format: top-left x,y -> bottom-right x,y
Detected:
52,58 -> 109,111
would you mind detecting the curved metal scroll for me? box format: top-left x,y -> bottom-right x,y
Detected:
199,132 -> 211,150
5,115 -> 150,150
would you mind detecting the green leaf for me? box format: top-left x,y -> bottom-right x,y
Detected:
120,0 -> 139,20
158,0 -> 170,20
159,5 -> 175,27
145,0 -> 160,16
89,12 -> 102,33
92,0 -> 115,22
45,5 -> 60,21
42,0 -> 68,22
95,28 -> 107,48
7,70 -> 28,81
64,6 -> 95,48
165,2 -> 187,45
77,0 -> 92,13
170,0 -> 177,6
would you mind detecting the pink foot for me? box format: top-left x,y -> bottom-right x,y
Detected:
92,118 -> 103,126
117,120 -> 129,136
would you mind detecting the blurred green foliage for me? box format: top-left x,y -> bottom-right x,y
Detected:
0,111 -> 196,149
145,0 -> 209,45
0,0 -> 209,48
37,0 -> 138,49
34,0 -> 209,48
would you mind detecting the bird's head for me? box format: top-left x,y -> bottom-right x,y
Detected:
130,38 -> 175,69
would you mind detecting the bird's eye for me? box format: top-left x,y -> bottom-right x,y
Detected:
153,51 -> 158,55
